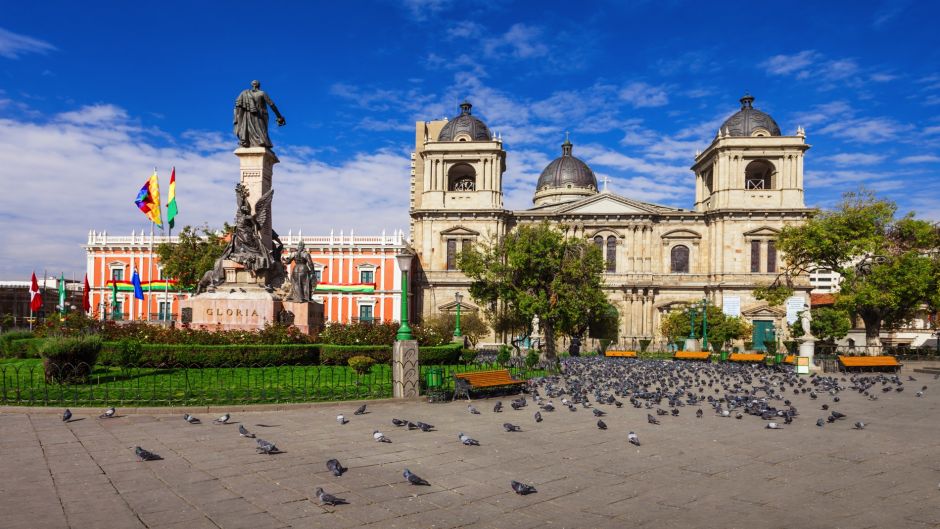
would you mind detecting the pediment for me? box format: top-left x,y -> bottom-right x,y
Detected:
743,226 -> 781,238
438,300 -> 478,313
440,226 -> 481,237
661,228 -> 702,240
741,303 -> 785,317
557,194 -> 660,215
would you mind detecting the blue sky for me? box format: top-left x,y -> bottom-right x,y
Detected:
1,0 -> 938,278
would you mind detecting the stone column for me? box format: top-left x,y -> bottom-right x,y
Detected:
234,147 -> 279,254
393,340 -> 419,398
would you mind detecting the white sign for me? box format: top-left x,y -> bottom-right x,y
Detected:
786,296 -> 806,325
722,296 -> 741,317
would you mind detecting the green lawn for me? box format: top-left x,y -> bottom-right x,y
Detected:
0,359 -> 540,407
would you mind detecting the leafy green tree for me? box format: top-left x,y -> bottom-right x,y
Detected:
419,312 -> 489,347
156,224 -> 228,290
789,307 -> 852,344
709,316 -> 753,352
587,303 -> 620,343
458,223 -> 607,360
758,190 -> 940,346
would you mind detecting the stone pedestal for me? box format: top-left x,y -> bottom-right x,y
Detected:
181,288 -> 281,331
392,340 -> 419,398
234,147 -> 279,253
799,338 -> 818,372
684,338 -> 702,352
282,300 -> 324,335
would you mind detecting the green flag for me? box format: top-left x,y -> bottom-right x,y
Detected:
58,273 -> 66,315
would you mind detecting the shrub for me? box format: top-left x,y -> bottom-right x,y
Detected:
638,338 -> 652,353
496,346 -> 511,366
10,338 -> 45,358
98,342 -> 320,367
1,330 -> 34,357
418,312 -> 489,346
320,345 -> 392,365
525,349 -> 539,369
320,321 -> 398,346
113,339 -> 142,366
40,335 -> 102,384
459,348 -> 478,365
418,343 -> 463,365
348,355 -> 376,375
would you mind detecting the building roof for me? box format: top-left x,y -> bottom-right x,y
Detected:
535,138 -> 598,193
720,94 -> 782,137
811,293 -> 836,307
437,101 -> 492,142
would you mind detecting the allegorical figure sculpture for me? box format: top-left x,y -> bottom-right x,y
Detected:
800,303 -> 814,339
283,240 -> 317,302
234,80 -> 286,148
219,183 -> 273,275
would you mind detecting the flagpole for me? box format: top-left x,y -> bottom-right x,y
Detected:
29,270 -> 34,331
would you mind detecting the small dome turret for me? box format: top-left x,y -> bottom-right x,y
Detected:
719,93 -> 782,137
437,101 -> 492,142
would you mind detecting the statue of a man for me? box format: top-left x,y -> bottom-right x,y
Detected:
283,240 -> 317,302
234,80 -> 286,148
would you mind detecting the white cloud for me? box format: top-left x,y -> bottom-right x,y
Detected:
898,154 -> 940,164
0,27 -> 56,59
619,82 -> 669,108
817,117 -> 911,143
400,0 -> 453,20
761,50 -> 819,76
818,153 -> 886,166
0,106 -> 410,279
483,23 -> 549,60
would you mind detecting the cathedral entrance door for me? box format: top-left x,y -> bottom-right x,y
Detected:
752,320 -> 774,352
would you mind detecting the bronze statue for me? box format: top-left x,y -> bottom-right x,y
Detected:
234,80 -> 286,148
219,183 -> 274,275
283,240 -> 317,302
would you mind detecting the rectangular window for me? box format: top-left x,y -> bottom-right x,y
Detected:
767,241 -> 777,273
158,301 -> 171,321
750,241 -> 761,273
111,268 -> 124,281
358,304 -> 373,323
360,270 -> 374,284
461,239 -> 471,255
314,269 -> 322,282
446,239 -> 457,270
112,300 -> 123,320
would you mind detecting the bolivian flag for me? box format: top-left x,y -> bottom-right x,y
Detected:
167,167 -> 178,229
135,170 -> 162,227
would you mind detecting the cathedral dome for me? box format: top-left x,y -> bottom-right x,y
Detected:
533,138 -> 598,206
720,94 -> 781,137
437,101 -> 492,142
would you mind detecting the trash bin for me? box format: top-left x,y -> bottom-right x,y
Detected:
774,353 -> 785,364
719,351 -> 729,362
426,368 -> 443,389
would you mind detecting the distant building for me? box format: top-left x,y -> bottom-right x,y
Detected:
0,278 -> 83,327
809,267 -> 841,294
83,229 -> 410,325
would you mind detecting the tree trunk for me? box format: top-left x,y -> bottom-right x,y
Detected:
541,319 -> 556,361
860,310 -> 882,349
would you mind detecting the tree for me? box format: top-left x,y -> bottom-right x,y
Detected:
658,302 -> 743,350
458,223 -> 608,360
420,312 -> 489,347
758,190 -> 940,346
709,316 -> 752,352
790,307 -> 851,344
155,225 -> 229,289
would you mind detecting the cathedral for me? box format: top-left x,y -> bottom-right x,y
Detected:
409,95 -> 813,348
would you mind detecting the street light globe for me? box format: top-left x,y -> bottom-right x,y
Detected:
455,292 -> 463,303
395,251 -> 413,273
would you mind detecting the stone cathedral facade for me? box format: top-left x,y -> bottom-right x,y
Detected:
410,96 -> 812,348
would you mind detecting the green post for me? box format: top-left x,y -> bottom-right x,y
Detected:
396,252 -> 413,341
701,298 -> 708,351
453,292 -> 463,338
688,306 -> 697,339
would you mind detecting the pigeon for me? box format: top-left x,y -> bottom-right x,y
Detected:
511,480 -> 537,495
336,414 -> 347,425
238,424 -> 255,438
493,401 -> 503,413
916,390 -> 924,398
468,404 -> 481,415
821,404 -> 829,411
326,458 -> 346,477
134,446 -> 161,461
647,414 -> 660,425
100,407 -> 116,419
373,430 -> 391,443
416,421 -> 434,432
830,411 -> 846,420
212,413 -> 230,425
315,487 -> 347,505
592,409 -> 605,417
735,412 -> 744,420
695,409 -> 703,419
392,418 -> 407,427
503,423 -> 522,432
816,418 -> 825,427
256,438 -> 279,454
354,404 -> 367,415
853,421 -> 866,430
407,421 -> 419,430
511,401 -> 523,410
597,419 -> 607,430
766,422 -> 782,429
833,396 -> 840,402
62,409 -> 72,422
458,432 -> 480,446
183,413 -> 200,424
534,411 -> 543,423
403,468 -> 430,486
628,431 -> 640,446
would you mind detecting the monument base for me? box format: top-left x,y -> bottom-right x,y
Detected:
281,300 -> 324,335
684,338 -> 702,352
799,338 -> 819,372
181,288 -> 282,331
392,340 -> 419,398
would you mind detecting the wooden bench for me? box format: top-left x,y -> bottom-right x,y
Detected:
605,350 -> 637,358
783,355 -> 796,365
729,353 -> 766,362
674,352 -> 711,361
452,369 -> 526,401
837,355 -> 902,372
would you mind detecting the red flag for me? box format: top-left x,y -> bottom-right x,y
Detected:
29,272 -> 42,312
82,274 -> 91,313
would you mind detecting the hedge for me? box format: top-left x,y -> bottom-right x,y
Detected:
5,337 -> 45,358
41,335 -> 102,384
1,330 -> 36,357
320,345 -> 392,365
98,342 -> 321,367
419,343 -> 464,364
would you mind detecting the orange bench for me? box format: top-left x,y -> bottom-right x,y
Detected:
453,369 -> 526,400
674,352 -> 711,361
729,353 -> 766,362
605,350 -> 638,358
783,355 -> 796,364
837,355 -> 901,372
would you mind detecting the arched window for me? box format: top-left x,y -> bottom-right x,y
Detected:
745,160 -> 775,190
606,236 -> 616,273
448,163 -> 476,191
670,245 -> 690,273
594,236 -> 603,256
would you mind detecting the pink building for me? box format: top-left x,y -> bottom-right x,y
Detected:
84,229 -> 410,325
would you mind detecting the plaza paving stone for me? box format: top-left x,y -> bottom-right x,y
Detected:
1,364 -> 939,528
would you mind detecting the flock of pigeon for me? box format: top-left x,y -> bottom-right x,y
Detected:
58,356 -> 932,508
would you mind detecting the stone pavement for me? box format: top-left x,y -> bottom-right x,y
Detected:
1,368 -> 939,529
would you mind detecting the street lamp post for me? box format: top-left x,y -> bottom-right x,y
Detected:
701,298 -> 708,351
453,292 -> 463,338
395,251 -> 414,341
